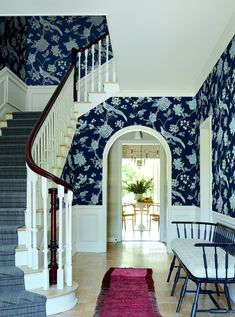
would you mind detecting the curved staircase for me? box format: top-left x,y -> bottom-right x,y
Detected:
0,30 -> 119,316
0,111 -> 47,316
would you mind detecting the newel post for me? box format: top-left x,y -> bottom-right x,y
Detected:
48,188 -> 58,285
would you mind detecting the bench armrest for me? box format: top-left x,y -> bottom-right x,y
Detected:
195,242 -> 235,248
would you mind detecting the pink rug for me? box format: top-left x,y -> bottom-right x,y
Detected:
93,267 -> 162,317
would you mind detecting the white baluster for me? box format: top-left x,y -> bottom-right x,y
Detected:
57,185 -> 64,289
65,190 -> 73,286
84,49 -> 88,102
105,35 -> 109,82
91,44 -> 95,92
42,177 -> 49,290
26,165 -> 33,268
77,52 -> 81,102
32,171 -> 38,269
112,60 -> 116,82
98,40 -> 102,92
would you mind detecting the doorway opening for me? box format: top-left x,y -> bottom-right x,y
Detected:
104,125 -> 172,249
121,143 -> 160,241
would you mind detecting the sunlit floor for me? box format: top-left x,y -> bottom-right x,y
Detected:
54,241 -> 233,317
122,213 -> 160,241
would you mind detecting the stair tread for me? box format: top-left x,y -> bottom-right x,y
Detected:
0,144 -> 25,147
0,244 -> 16,252
0,266 -> 23,276
0,225 -> 19,231
0,289 -> 46,307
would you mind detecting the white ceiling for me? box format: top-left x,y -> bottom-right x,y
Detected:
2,0 -> 235,96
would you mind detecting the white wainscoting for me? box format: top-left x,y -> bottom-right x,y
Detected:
0,67 -> 57,116
0,67 -> 27,117
73,205 -> 106,253
211,210 -> 235,229
27,86 -> 57,112
211,211 -> 235,302
167,206 -> 201,251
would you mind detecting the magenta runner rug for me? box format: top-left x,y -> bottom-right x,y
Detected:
93,267 -> 163,317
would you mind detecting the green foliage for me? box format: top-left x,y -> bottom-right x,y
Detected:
123,178 -> 154,194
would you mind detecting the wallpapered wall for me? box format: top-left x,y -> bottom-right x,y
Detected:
62,97 -> 200,206
0,16 -> 109,85
196,35 -> 235,217
0,17 -> 26,79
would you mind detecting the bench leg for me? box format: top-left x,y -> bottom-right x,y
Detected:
215,283 -> 220,296
176,275 -> 189,313
167,254 -> 176,282
224,283 -> 232,310
171,264 -> 181,296
191,282 -> 201,317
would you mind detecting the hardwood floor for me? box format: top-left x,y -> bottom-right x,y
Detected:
54,241 -> 234,317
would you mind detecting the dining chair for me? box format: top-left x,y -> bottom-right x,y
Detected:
122,203 -> 136,231
149,203 -> 160,231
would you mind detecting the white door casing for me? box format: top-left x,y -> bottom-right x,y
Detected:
103,125 -> 172,250
200,116 -> 212,222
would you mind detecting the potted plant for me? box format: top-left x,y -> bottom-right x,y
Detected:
124,178 -> 153,201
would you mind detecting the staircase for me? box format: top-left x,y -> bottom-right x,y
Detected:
0,31 -> 119,316
0,112 -> 47,316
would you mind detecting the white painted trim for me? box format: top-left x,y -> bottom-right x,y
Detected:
167,205 -> 200,251
200,116 -> 212,222
34,282 -> 78,315
211,211 -> 235,229
169,205 -> 201,221
0,66 -> 27,116
192,11 -> 235,95
27,85 -> 57,112
103,125 -> 172,250
73,205 -> 106,253
114,90 -> 195,97
46,292 -> 77,315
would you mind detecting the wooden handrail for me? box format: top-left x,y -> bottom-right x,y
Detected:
26,31 -> 109,191
25,63 -> 75,190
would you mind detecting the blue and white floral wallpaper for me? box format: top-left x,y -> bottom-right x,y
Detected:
196,35 -> 235,217
0,16 -> 109,85
0,17 -> 26,79
1,15 -> 234,216
62,34 -> 234,210
62,97 -> 200,206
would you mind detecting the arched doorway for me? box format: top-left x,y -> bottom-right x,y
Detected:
103,125 -> 172,249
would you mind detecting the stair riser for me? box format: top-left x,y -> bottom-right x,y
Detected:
0,252 -> 15,267
0,233 -> 18,245
1,128 -> 33,136
0,171 -> 26,179
0,182 -> 26,192
0,147 -> 26,154
7,120 -> 38,127
12,112 -> 41,120
0,215 -> 25,226
0,209 -> 25,225
25,271 -> 43,290
0,161 -> 26,168
0,136 -> 28,144
0,275 -> 25,290
0,201 -> 26,208
1,302 -> 46,317
15,249 -> 28,266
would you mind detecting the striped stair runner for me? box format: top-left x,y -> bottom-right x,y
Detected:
0,112 -> 47,316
